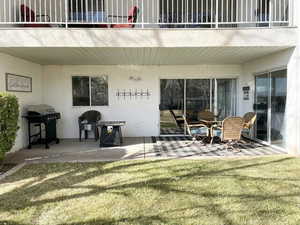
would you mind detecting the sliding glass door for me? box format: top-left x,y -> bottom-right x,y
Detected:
160,78 -> 237,135
215,79 -> 237,120
270,70 -> 287,147
160,79 -> 184,135
255,73 -> 270,142
186,79 -> 211,122
255,69 -> 287,148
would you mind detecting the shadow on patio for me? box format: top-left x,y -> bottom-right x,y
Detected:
3,137 -> 287,165
4,138 -> 151,164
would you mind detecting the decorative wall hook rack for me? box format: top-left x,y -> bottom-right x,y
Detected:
116,89 -> 151,100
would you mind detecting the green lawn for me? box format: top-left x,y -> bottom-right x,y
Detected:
0,157 -> 300,225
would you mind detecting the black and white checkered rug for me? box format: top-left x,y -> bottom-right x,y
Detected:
160,128 -> 184,135
151,136 -> 287,158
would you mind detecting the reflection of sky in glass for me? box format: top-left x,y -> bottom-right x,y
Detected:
256,77 -> 269,96
255,69 -> 287,148
257,86 -> 267,93
273,77 -> 287,96
256,73 -> 287,97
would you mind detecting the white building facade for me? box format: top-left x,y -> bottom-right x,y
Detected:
0,0 -> 299,154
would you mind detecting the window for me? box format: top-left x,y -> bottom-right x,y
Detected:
72,76 -> 90,106
72,75 -> 108,106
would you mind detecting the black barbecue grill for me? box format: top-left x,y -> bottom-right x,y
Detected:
23,104 -> 61,149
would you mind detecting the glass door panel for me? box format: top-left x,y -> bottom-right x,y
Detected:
216,79 -> 237,120
186,79 -> 211,122
159,78 -> 237,136
255,74 -> 270,142
160,79 -> 184,135
270,69 -> 287,147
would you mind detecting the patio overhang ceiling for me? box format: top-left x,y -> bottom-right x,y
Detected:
0,46 -> 293,65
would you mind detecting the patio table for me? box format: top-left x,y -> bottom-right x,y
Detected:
159,12 -> 212,28
199,120 -> 222,127
70,11 -> 107,22
97,121 -> 126,147
199,120 -> 223,143
187,119 -> 222,144
69,11 -> 108,27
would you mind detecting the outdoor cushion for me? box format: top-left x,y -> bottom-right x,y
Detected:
190,127 -> 209,136
212,128 -> 222,138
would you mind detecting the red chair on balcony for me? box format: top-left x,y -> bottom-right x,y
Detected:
110,6 -> 139,28
20,4 -> 51,27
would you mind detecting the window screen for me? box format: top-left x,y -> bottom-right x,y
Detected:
72,75 -> 108,106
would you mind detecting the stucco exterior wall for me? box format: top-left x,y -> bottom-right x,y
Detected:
0,53 -> 43,151
242,48 -> 296,154
241,48 -> 293,115
0,50 -> 296,154
281,0 -> 300,154
42,64 -> 242,138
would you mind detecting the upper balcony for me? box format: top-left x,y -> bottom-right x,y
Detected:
0,0 -> 294,29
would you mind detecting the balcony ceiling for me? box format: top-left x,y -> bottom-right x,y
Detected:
0,46 -> 292,65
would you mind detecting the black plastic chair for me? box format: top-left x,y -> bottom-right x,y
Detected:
78,110 -> 101,141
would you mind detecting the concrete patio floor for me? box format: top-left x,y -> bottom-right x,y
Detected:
3,137 -> 287,164
4,138 -> 152,164
5,137 -> 286,163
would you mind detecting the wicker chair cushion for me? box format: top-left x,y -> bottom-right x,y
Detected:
190,126 -> 209,136
212,128 -> 222,138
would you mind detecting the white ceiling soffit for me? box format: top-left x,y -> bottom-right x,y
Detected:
0,46 -> 292,65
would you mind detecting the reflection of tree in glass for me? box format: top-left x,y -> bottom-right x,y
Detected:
91,76 -> 108,106
161,79 -> 184,110
72,76 -> 90,106
217,79 -> 236,119
186,79 -> 210,112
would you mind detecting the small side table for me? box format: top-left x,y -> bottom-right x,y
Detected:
97,121 -> 126,147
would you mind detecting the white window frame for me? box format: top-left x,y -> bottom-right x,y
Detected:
72,75 -> 108,107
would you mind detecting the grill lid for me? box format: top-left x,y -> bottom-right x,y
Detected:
26,104 -> 55,115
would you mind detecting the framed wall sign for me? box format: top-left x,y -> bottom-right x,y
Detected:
243,86 -> 250,100
5,73 -> 32,92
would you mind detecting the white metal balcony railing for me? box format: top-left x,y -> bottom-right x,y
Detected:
0,0 -> 293,29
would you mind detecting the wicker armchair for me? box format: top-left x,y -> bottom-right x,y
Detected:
78,110 -> 101,141
211,117 -> 244,150
242,112 -> 257,137
183,115 -> 209,143
170,110 -> 185,128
